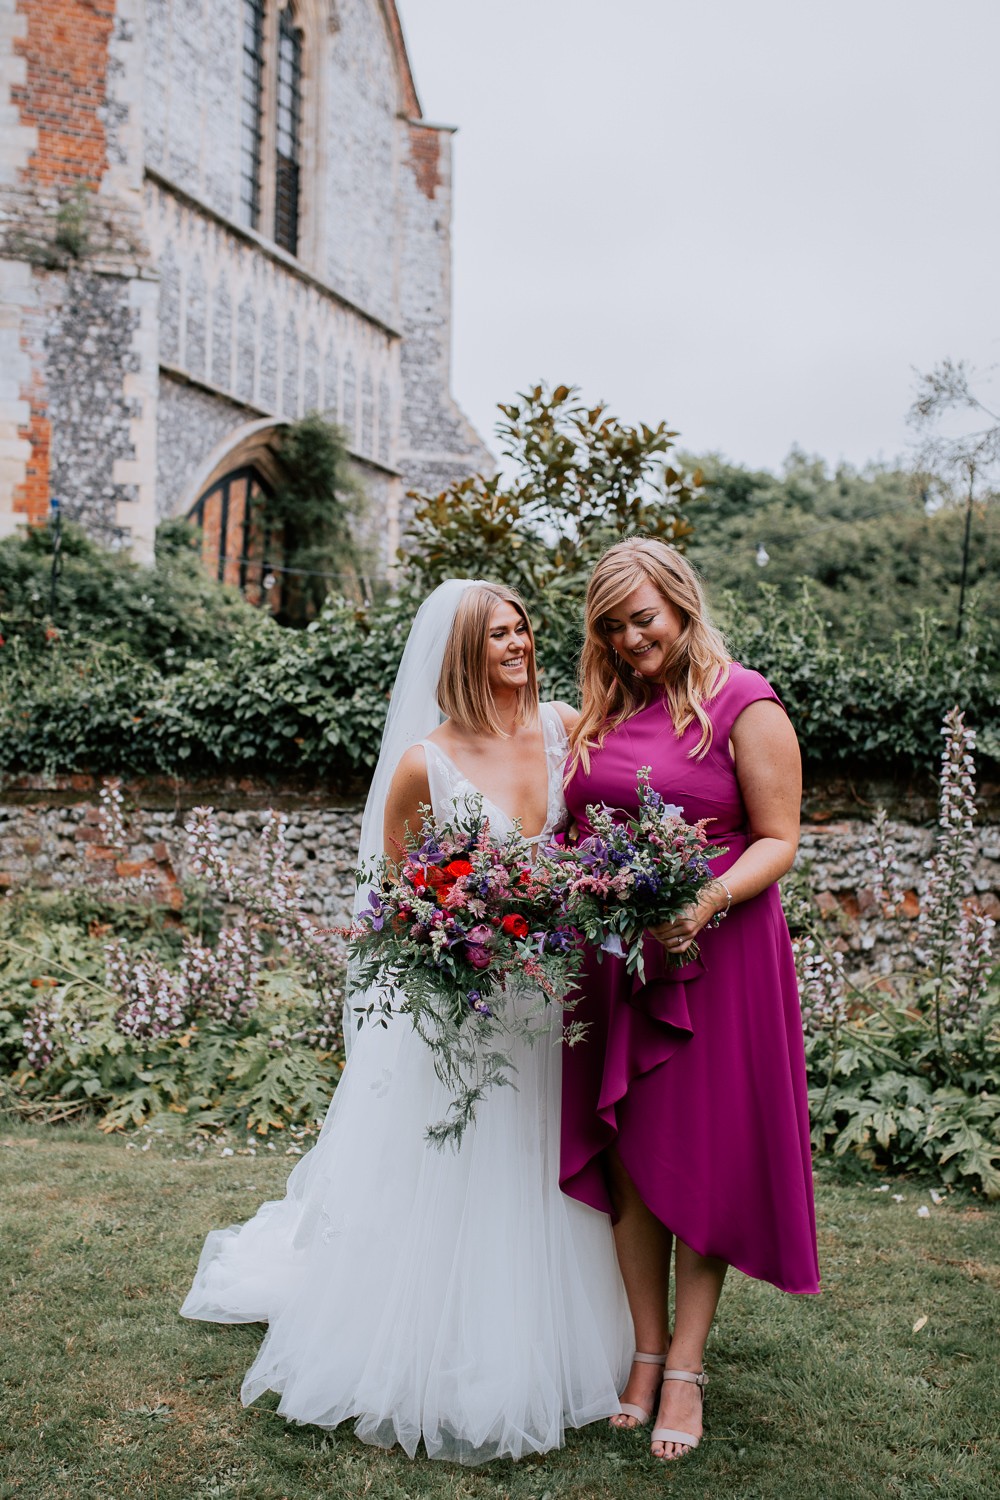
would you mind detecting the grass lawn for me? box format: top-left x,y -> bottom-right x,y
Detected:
1,1121 -> 997,1500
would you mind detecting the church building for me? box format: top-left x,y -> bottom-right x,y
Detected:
0,0 -> 490,593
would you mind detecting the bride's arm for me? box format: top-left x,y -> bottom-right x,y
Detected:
382,745 -> 432,861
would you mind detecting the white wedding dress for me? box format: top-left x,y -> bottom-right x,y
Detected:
181,702 -> 632,1465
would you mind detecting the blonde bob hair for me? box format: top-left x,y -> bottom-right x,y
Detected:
437,583 -> 540,736
568,538 -> 730,774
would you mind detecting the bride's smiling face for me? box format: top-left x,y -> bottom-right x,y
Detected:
485,601 -> 532,693
601,579 -> 683,680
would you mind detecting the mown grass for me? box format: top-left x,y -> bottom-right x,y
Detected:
1,1121 -> 997,1500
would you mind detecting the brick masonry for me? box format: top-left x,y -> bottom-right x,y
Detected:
11,0 -> 114,190
3,775 -> 998,982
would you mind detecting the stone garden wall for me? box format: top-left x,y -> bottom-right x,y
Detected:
2,774 -> 998,984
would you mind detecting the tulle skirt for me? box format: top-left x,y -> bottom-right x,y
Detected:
180,995 -> 632,1464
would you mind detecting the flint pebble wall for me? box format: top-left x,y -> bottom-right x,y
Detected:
2,777 -> 998,985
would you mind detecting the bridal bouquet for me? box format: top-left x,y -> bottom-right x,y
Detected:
544,767 -> 725,984
347,798 -> 582,1147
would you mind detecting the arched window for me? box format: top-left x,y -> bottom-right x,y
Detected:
236,0 -> 304,257
188,466 -> 282,611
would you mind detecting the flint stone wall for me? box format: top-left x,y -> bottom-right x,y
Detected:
1,775 -> 998,982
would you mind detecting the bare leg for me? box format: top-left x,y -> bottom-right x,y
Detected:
606,1146 -> 674,1429
651,1237 -> 727,1460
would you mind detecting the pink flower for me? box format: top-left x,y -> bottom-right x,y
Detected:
466,924 -> 493,945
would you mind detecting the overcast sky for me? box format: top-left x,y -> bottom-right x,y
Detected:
396,0 -> 1000,474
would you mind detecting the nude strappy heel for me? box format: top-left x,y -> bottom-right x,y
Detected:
610,1351 -> 668,1428
651,1368 -> 708,1457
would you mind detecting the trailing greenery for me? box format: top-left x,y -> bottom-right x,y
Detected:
262,413 -> 368,624
1,584 -> 996,780
1,384 -> 998,780
724,585 -> 1000,775
0,517 -> 274,668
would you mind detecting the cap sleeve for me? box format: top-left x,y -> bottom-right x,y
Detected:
709,663 -> 786,745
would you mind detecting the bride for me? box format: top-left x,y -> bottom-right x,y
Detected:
181,579 -> 632,1464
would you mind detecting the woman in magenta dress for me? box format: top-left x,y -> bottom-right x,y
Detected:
561,538 -> 819,1463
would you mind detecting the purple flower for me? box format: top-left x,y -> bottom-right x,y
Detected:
544,928 -> 574,953
467,990 -> 493,1018
464,944 -> 492,970
365,890 -> 385,932
574,837 -> 608,870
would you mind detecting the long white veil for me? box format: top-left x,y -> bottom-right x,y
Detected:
344,579 -> 484,1053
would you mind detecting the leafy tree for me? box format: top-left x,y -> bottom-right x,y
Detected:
908,357 -> 1000,639
402,384 -> 700,596
684,449 -> 999,645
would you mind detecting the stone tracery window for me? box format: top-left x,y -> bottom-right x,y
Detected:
274,6 -> 303,254
239,0 -> 266,230
237,0 -> 305,257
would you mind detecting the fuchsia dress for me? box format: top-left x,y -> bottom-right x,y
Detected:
560,664 -> 820,1295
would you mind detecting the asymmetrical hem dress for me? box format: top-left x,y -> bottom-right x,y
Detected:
560,665 -> 820,1295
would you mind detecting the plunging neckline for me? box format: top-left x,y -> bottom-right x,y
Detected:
420,705 -> 562,844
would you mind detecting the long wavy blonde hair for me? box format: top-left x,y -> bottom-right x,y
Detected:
568,538 -> 730,775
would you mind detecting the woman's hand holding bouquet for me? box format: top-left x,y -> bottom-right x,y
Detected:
542,767 -> 726,984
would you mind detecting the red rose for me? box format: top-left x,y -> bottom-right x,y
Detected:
501,914 -> 530,940
445,859 -> 473,878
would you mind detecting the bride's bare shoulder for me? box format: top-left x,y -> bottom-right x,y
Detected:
388,743 -> 431,795
547,700 -> 580,733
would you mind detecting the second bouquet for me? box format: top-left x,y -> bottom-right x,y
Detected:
543,767 -> 726,984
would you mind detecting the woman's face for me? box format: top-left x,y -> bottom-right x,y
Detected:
601,579 -> 683,680
486,600 -> 532,693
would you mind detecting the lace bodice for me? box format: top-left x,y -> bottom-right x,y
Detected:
420,703 -> 569,847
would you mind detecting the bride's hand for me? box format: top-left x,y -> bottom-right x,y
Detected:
647,888 -> 723,955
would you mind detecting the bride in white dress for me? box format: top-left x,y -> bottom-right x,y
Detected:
180,579 -> 632,1465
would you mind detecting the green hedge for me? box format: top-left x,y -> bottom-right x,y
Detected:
2,588 -> 997,781
0,519 -> 274,667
